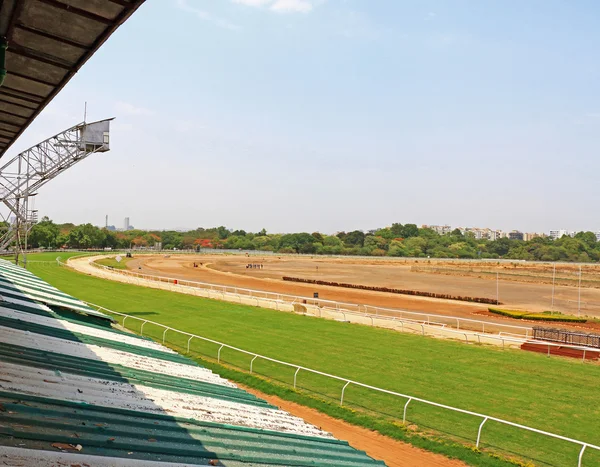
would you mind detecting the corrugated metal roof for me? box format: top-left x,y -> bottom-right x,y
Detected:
0,262 -> 386,466
0,259 -> 115,321
0,0 -> 146,158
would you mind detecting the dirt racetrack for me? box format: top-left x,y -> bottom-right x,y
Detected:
126,255 -> 600,331
240,384 -> 466,467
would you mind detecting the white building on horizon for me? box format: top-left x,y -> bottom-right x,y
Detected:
124,217 -> 130,231
549,229 -> 575,240
422,224 -> 452,235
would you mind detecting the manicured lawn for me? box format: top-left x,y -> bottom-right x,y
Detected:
26,258 -> 600,467
0,251 -> 95,263
95,256 -> 131,270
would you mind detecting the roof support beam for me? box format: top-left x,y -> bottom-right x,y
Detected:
0,89 -> 44,105
0,97 -> 36,110
0,108 -> 30,120
9,43 -> 72,70
35,0 -> 113,25
0,86 -> 45,101
6,70 -> 58,88
0,119 -> 22,131
14,24 -> 91,50
108,0 -> 135,7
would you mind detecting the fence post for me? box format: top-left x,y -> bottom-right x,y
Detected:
464,333 -> 468,344
187,335 -> 194,354
162,328 -> 168,344
250,355 -> 258,373
140,320 -> 147,336
403,397 -> 412,423
293,367 -> 301,389
218,344 -> 224,363
421,324 -> 425,336
582,349 -> 586,363
122,316 -> 128,328
476,417 -> 488,448
456,318 -> 460,330
340,381 -> 351,406
578,444 -> 587,467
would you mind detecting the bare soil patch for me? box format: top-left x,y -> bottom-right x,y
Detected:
239,384 -> 466,467
127,255 -> 600,331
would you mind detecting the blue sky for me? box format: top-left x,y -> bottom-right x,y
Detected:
11,0 -> 600,233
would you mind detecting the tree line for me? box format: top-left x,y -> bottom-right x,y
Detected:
22,218 -> 600,262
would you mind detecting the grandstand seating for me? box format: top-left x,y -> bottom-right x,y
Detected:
0,259 -> 384,466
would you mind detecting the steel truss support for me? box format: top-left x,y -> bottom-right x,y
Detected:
0,118 -> 113,265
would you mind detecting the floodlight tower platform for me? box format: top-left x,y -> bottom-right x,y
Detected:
0,118 -> 114,265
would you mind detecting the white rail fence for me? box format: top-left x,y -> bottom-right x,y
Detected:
84,301 -> 600,467
85,257 -> 532,337
61,257 -> 600,355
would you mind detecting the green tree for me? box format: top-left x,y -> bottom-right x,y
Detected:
279,233 -> 315,253
401,224 -> 419,238
344,230 -> 365,247
390,223 -> 404,237
29,217 -> 60,248
217,226 -> 230,239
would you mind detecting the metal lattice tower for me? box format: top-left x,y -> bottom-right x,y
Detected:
0,118 -> 113,265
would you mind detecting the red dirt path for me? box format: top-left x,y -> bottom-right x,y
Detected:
240,384 -> 466,467
127,255 -> 600,333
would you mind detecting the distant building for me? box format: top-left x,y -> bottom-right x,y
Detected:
461,227 -> 504,241
106,225 -> 116,231
466,228 -> 488,240
489,230 -> 505,241
595,232 -> 600,242
421,225 -> 452,235
508,230 -> 524,241
523,232 -> 545,241
124,217 -> 130,231
549,229 -> 575,240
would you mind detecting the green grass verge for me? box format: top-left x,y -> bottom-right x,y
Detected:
24,257 -> 600,467
488,308 -> 587,323
95,256 -> 131,270
0,251 -> 89,263
488,308 -> 527,318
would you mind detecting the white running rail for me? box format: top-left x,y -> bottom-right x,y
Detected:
60,256 -> 600,353
84,300 -> 600,467
86,257 -> 532,337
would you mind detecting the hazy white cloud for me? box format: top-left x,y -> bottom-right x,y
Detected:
232,0 -> 271,6
173,119 -> 207,133
114,101 -> 156,116
271,0 -> 313,13
112,121 -> 134,132
176,0 -> 240,30
232,0 -> 315,14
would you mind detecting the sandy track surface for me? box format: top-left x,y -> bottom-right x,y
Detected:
240,384 -> 466,467
71,257 -> 466,466
128,256 -> 489,316
127,255 -> 600,332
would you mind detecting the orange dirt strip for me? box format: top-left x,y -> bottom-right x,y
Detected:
240,385 -> 466,467
127,255 -> 600,332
